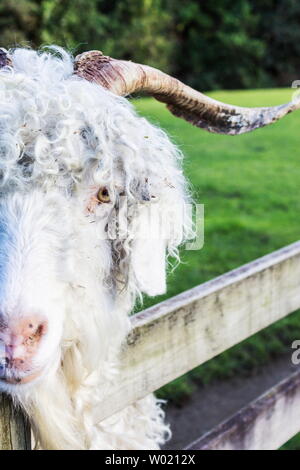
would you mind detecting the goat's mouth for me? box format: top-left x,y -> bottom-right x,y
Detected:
0,367 -> 42,385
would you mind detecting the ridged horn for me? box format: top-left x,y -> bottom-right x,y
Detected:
74,51 -> 300,135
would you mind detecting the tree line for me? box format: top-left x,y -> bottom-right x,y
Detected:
1,0 -> 300,91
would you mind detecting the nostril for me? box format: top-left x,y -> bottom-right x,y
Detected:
26,317 -> 47,334
26,321 -> 47,344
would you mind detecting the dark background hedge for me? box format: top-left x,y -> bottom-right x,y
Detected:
1,0 -> 300,91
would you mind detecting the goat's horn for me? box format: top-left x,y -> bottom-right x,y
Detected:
74,51 -> 300,135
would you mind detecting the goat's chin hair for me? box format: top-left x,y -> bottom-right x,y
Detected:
19,369 -> 86,450
17,343 -> 170,450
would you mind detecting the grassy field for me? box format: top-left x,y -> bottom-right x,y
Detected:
133,89 -> 300,449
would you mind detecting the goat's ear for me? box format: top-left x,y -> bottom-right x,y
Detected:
130,188 -> 189,297
131,203 -> 167,296
131,236 -> 167,296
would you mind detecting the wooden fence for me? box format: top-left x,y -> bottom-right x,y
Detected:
2,240 -> 300,450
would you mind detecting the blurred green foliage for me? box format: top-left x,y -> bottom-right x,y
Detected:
1,0 -> 300,90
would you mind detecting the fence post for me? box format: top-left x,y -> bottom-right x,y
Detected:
0,393 -> 31,450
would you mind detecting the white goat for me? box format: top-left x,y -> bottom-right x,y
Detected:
0,47 -> 297,450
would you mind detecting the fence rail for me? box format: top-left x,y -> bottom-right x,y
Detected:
185,368 -> 300,450
95,240 -> 300,422
2,240 -> 300,450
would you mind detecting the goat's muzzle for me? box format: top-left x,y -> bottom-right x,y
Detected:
0,314 -> 48,385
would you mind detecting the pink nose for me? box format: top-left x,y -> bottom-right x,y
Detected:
0,314 -> 47,384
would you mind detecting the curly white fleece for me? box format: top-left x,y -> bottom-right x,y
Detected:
0,47 -> 192,450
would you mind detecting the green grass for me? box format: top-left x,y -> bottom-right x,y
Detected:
132,89 -> 300,449
281,433 -> 300,450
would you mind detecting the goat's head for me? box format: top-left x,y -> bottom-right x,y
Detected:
0,47 -> 298,396
0,48 -> 191,394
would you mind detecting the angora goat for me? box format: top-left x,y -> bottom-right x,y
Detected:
0,47 -> 298,450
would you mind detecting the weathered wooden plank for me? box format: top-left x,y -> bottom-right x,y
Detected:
95,241 -> 300,422
185,368 -> 300,450
0,394 -> 31,450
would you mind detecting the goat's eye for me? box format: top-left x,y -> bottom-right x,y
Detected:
97,187 -> 110,203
